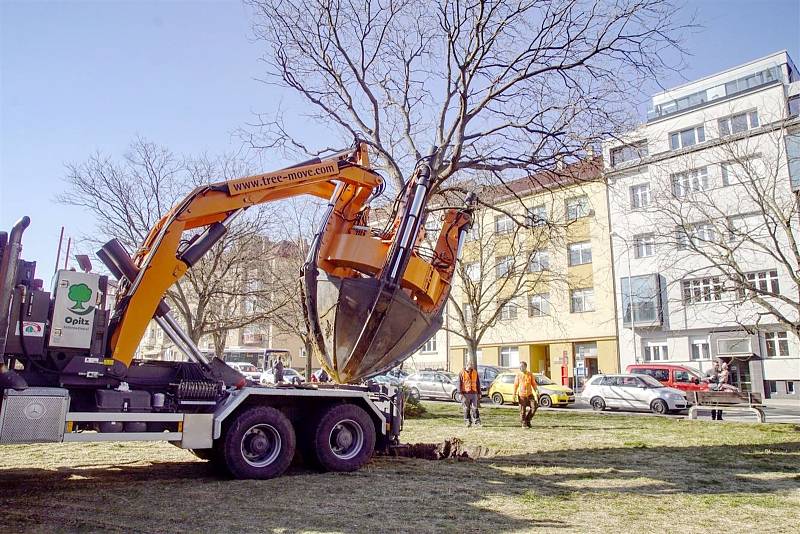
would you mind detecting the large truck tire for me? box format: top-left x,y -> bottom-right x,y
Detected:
313,404 -> 375,472
221,406 -> 296,479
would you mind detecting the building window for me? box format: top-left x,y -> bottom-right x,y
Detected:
682,277 -> 723,304
420,337 -> 437,353
765,331 -> 789,357
630,183 -> 651,208
672,167 -> 709,197
498,301 -> 518,321
610,141 -> 648,166
768,380 -> 778,394
464,262 -> 481,282
788,381 -> 796,394
570,288 -> 595,313
462,302 -> 474,323
676,222 -> 716,249
690,337 -> 711,360
565,195 -> 590,221
494,214 -> 514,234
741,270 -> 780,297
786,133 -> 800,190
576,342 -> 598,359
527,205 -> 548,227
499,346 -> 520,367
568,241 -> 592,266
528,293 -> 550,317
495,255 -> 513,277
528,250 -> 550,272
643,342 -> 668,362
718,110 -> 759,136
633,233 -> 656,258
721,155 -> 761,186
621,274 -> 660,325
669,125 -> 705,150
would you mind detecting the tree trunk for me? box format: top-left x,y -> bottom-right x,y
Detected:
467,340 -> 479,369
304,340 -> 314,381
212,331 -> 227,359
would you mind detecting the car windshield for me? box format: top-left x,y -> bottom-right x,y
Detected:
637,375 -> 664,388
535,374 -> 554,386
235,364 -> 256,372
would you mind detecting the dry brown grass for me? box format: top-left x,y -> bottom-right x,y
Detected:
1,402 -> 799,533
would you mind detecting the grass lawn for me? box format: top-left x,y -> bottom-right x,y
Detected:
1,402 -> 799,533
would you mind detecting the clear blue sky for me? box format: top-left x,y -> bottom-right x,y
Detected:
2,0 -> 799,277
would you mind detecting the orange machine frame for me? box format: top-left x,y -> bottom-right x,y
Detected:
109,143 -> 467,369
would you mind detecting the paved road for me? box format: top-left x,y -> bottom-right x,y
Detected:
429,398 -> 800,424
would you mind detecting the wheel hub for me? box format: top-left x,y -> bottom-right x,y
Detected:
328,419 -> 365,461
241,424 -> 282,467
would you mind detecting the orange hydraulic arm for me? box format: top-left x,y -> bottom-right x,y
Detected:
100,143 -> 470,376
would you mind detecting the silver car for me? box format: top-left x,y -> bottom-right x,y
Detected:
581,373 -> 688,414
404,371 -> 462,402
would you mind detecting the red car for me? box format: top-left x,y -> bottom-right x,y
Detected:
626,364 -> 709,392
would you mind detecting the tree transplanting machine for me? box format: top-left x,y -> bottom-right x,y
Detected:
0,142 -> 474,478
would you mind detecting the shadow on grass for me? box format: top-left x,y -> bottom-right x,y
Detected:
2,439 -> 799,533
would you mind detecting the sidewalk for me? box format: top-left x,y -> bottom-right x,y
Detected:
763,398 -> 800,408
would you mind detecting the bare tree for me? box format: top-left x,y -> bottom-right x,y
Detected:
445,184 -> 568,368
636,121 -> 800,337
260,198 -> 324,380
245,0 -> 687,201
59,138 -> 286,355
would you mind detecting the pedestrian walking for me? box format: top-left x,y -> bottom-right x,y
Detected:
274,358 -> 284,384
514,362 -> 538,428
705,360 -> 724,421
459,363 -> 481,427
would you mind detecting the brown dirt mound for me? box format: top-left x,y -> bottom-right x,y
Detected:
384,437 -> 495,460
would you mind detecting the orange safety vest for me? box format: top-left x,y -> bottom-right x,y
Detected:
514,371 -> 537,398
460,369 -> 479,393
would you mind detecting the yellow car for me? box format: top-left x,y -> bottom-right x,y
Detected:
488,372 -> 576,408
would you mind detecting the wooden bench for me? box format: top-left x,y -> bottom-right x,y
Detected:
687,391 -> 765,423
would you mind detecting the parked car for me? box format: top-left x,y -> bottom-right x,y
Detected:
227,361 -> 261,382
477,365 -> 508,396
367,374 -> 403,387
260,367 -> 304,385
487,372 -> 575,407
626,363 -> 708,392
404,371 -> 462,402
581,374 -> 688,414
386,367 -> 410,381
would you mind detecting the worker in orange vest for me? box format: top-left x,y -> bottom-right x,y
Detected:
458,362 -> 482,427
514,361 -> 538,428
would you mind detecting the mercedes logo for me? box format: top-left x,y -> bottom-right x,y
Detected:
24,402 -> 46,420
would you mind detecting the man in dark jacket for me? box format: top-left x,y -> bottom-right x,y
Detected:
274,358 -> 284,383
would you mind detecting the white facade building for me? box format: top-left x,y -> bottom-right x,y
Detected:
605,51 -> 800,399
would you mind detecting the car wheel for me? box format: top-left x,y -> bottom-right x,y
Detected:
409,387 -> 420,400
651,399 -> 669,415
590,396 -> 606,411
221,406 -> 296,479
452,391 -> 463,403
538,394 -> 552,408
312,404 -> 376,472
491,392 -> 504,405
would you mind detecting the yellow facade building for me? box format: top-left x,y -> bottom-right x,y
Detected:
447,159 -> 619,386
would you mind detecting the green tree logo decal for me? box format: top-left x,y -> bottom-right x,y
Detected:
68,283 -> 92,311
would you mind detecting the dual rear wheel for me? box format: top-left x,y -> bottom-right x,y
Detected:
206,403 -> 376,479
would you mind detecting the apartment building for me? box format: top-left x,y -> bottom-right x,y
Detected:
447,160 -> 619,386
604,51 -> 800,398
